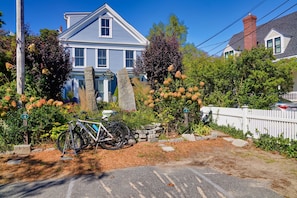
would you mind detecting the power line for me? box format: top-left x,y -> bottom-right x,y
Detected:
211,2 -> 297,56
209,0 -> 290,55
196,0 -> 267,48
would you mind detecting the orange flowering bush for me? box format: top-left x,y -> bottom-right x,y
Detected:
143,65 -> 205,133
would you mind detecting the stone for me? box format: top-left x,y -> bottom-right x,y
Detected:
117,68 -> 136,111
13,144 -> 31,155
232,139 -> 249,147
161,146 -> 175,152
223,137 -> 235,142
7,159 -> 22,165
182,134 -> 196,141
84,67 -> 98,112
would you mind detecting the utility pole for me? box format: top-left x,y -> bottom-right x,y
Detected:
16,0 -> 25,94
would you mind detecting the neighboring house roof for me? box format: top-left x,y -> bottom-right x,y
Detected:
58,3 -> 148,45
227,11 -> 297,59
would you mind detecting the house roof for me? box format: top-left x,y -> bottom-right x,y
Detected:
228,11 -> 297,59
58,3 -> 148,45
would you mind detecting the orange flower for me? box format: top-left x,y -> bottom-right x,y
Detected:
144,100 -> 149,106
181,74 -> 187,80
191,94 -> 199,101
148,103 -> 155,108
163,80 -> 170,86
47,99 -> 54,105
193,86 -> 199,92
163,93 -> 169,99
175,71 -> 182,78
199,81 -> 205,87
29,97 -> 36,103
56,101 -> 63,106
36,101 -> 42,108
42,68 -> 50,75
20,94 -> 27,103
10,100 -> 17,108
197,99 -> 203,105
186,92 -> 192,99
40,98 -> 46,105
167,64 -> 174,72
4,95 -> 11,101
178,87 -> 185,94
149,89 -> 155,94
187,87 -> 193,93
5,62 -> 13,70
26,104 -> 34,111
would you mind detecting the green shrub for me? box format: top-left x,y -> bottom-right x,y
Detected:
253,133 -> 297,158
210,123 -> 248,140
192,123 -> 211,136
0,109 -> 25,151
27,104 -> 68,144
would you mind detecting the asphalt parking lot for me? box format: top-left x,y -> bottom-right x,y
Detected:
0,165 -> 281,198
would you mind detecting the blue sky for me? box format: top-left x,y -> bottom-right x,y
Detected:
1,0 -> 297,56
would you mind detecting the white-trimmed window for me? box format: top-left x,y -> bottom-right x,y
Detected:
224,50 -> 234,58
74,48 -> 84,67
125,50 -> 134,68
99,17 -> 112,38
274,37 -> 281,54
266,37 -> 281,54
267,39 -> 273,49
97,49 -> 107,68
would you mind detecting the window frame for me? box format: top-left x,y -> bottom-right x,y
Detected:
99,17 -> 112,38
265,36 -> 282,55
74,48 -> 85,67
274,37 -> 281,54
266,39 -> 273,49
125,50 -> 135,68
97,49 -> 109,68
224,50 -> 234,58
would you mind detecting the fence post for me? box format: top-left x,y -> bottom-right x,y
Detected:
242,105 -> 248,133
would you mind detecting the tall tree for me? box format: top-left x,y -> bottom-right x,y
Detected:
141,33 -> 182,89
147,14 -> 187,46
0,11 -> 4,28
25,29 -> 71,99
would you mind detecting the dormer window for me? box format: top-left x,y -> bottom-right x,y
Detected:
224,50 -> 234,58
275,37 -> 281,54
265,35 -> 283,55
99,17 -> 112,38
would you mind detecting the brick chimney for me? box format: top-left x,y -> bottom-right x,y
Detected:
243,13 -> 257,50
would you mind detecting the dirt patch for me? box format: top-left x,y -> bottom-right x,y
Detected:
0,137 -> 296,197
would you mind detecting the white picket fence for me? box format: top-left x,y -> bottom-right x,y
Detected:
201,105 -> 297,140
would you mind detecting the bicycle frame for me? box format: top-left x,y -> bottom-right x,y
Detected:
75,119 -> 114,143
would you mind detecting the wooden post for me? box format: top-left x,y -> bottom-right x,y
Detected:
16,0 -> 25,94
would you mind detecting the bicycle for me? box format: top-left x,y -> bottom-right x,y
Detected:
56,113 -> 129,155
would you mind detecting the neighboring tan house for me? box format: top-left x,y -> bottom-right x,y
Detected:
58,3 -> 148,102
224,11 -> 297,101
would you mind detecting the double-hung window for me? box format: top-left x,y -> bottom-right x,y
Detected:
266,37 -> 281,54
274,37 -> 281,54
98,49 -> 107,68
125,50 -> 134,68
100,18 -> 112,37
74,48 -> 84,66
266,39 -> 273,49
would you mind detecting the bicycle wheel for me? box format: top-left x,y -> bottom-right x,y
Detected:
74,126 -> 91,149
108,121 -> 131,144
56,130 -> 84,153
100,123 -> 125,150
